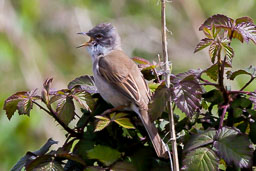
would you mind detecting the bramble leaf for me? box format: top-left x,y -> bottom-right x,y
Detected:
233,22 -> 256,44
68,75 -> 97,94
221,39 -> 234,64
199,14 -> 233,31
57,96 -> 76,125
182,147 -> 219,171
227,65 -> 256,80
72,90 -> 96,111
87,145 -> 121,166
194,38 -> 213,53
148,83 -> 170,121
213,127 -> 253,168
184,129 -> 216,153
171,70 -> 203,117
204,63 -> 218,81
94,115 -> 110,132
209,42 -> 219,63
132,56 -> 151,65
111,113 -> 135,129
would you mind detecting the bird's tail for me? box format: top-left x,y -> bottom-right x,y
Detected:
138,109 -> 169,158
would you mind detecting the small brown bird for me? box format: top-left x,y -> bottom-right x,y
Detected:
78,23 -> 168,158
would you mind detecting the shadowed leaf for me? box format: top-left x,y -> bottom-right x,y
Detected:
204,63 -> 218,81
227,65 -> 256,80
111,161 -> 135,171
57,96 -> 76,125
213,127 -> 253,168
29,161 -> 64,171
183,147 -> 219,171
87,145 -> 121,166
68,75 -> 97,94
171,70 -> 203,117
184,129 -> 216,153
149,83 -> 170,121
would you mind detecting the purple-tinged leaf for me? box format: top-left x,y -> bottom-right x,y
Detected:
149,83 -> 170,121
208,42 -> 219,64
68,75 -> 97,94
249,91 -> 256,110
233,22 -> 256,44
194,38 -> 213,53
182,147 -> 219,171
17,98 -> 33,115
43,78 -> 53,93
199,14 -> 234,31
227,65 -> 256,80
27,160 -> 64,171
55,152 -> 86,166
57,96 -> 76,125
184,129 -> 216,153
213,127 -> 253,168
235,17 -> 254,25
221,39 -> 234,64
170,70 -> 204,117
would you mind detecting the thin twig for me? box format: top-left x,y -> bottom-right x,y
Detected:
219,104 -> 229,129
240,77 -> 255,91
161,0 -> 179,170
33,101 -> 81,138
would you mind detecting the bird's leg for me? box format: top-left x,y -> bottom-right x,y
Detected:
101,105 -> 127,116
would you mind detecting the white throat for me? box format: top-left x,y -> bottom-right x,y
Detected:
87,44 -> 111,62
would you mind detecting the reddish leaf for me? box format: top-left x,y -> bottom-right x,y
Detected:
194,38 -> 213,53
171,70 -> 204,117
233,22 -> 256,44
235,16 -> 254,25
72,90 -> 96,111
209,42 -> 219,63
199,14 -> 234,31
68,75 -> 97,94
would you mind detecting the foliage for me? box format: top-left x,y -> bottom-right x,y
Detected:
3,14 -> 256,170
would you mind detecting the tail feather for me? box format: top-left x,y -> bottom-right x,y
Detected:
138,109 -> 169,158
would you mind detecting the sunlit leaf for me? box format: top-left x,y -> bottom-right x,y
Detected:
111,113 -> 135,129
194,38 -> 213,53
94,115 -> 110,132
221,39 -> 234,64
199,14 -> 234,31
209,42 -> 219,63
183,147 -> 219,171
57,96 -> 76,125
68,75 -> 97,94
184,129 -> 216,153
233,22 -> 256,44
72,90 -> 96,111
170,70 -> 203,117
148,83 -> 170,121
87,145 -> 121,166
132,56 -> 151,65
213,127 -> 253,168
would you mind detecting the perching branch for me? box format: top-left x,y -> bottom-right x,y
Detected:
160,0 -> 179,171
33,101 -> 81,138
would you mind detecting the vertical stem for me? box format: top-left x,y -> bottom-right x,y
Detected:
161,1 -> 180,171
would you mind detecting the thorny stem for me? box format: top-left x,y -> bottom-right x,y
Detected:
33,101 -> 81,138
219,104 -> 229,129
161,0 -> 179,171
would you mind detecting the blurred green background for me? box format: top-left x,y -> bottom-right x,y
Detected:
0,0 -> 256,170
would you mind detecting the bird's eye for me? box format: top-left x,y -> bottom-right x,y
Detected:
95,34 -> 103,39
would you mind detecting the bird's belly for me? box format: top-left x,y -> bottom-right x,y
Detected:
94,72 -> 129,107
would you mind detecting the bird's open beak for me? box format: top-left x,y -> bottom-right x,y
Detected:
76,32 -> 94,48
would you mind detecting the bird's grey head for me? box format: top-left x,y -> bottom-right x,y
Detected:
78,23 -> 121,58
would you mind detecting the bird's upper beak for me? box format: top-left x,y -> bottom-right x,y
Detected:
76,32 -> 94,48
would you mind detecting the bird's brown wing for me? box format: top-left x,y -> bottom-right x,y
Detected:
97,50 -> 150,108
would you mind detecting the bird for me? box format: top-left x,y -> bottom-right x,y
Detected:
77,23 -> 168,158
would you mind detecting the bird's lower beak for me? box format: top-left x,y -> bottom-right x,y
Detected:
77,37 -> 94,48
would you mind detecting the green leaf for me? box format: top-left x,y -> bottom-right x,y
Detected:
194,38 -> 213,53
57,96 -> 76,125
202,89 -> 224,105
94,115 -> 110,132
209,42 -> 219,63
249,122 -> 256,144
87,145 -> 121,166
214,127 -> 253,168
68,75 -> 97,94
132,56 -> 151,65
72,90 -> 96,111
204,63 -> 218,81
221,39 -> 234,64
227,66 -> 256,80
233,108 -> 243,118
183,147 -> 219,171
56,152 -> 86,166
148,83 -> 170,121
111,161 -> 135,171
184,129 -> 216,153
111,113 -> 135,129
